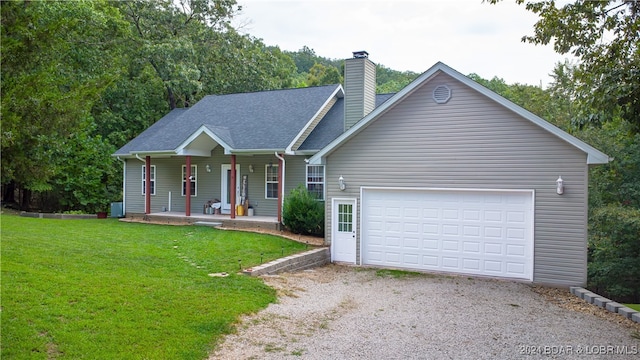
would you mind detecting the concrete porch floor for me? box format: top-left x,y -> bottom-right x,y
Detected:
122,211 -> 280,231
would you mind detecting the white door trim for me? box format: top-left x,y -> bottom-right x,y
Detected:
221,164 -> 240,212
331,197 -> 357,264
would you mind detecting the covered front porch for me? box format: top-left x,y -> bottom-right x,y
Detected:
124,211 -> 281,230
136,134 -> 288,222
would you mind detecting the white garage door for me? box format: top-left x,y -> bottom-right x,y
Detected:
362,188 -> 533,280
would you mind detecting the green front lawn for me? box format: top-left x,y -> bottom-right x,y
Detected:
626,304 -> 640,312
1,215 -> 308,359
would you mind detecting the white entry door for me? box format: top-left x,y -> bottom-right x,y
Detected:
332,198 -> 357,263
221,164 -> 240,212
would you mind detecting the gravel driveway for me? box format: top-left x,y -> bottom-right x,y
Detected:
210,265 -> 640,359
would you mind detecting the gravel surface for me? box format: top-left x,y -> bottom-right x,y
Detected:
210,265 -> 640,359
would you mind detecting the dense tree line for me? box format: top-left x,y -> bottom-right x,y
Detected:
487,0 -> 639,302
2,0 -> 637,301
0,0 -> 417,213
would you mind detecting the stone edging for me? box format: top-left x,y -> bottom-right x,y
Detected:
570,287 -> 640,324
20,211 -> 100,220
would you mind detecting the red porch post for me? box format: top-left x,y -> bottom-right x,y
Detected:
230,155 -> 236,219
185,155 -> 191,216
277,155 -> 283,224
145,156 -> 151,214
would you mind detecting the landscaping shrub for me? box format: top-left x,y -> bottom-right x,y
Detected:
587,205 -> 640,303
282,185 -> 324,237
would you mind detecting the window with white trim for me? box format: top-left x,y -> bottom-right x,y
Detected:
181,165 -> 197,196
306,165 -> 325,200
142,165 -> 156,195
265,164 -> 279,199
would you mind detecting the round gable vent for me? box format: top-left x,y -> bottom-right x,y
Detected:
433,85 -> 452,104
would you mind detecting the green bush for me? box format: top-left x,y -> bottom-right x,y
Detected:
282,185 -> 324,237
587,205 -> 640,303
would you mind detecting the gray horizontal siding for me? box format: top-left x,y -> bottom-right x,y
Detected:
325,72 -> 589,286
123,147 -> 309,217
344,57 -> 376,130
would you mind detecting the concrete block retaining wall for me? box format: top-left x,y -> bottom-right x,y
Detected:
20,212 -> 99,220
570,287 -> 639,323
243,247 -> 330,276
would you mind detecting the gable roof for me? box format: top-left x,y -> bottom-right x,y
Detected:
114,84 -> 342,157
309,62 -> 610,165
298,93 -> 395,151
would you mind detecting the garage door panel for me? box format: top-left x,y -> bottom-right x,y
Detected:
423,224 -> 439,234
442,257 -> 459,268
463,241 -> 480,253
506,262 -> 526,275
463,258 -> 481,271
403,237 -> 419,248
422,255 -> 438,266
484,210 -> 503,222
484,227 -> 503,238
507,211 -> 526,223
463,225 -> 481,237
423,239 -> 439,249
463,210 -> 481,221
386,236 -> 401,247
404,222 -> 419,233
506,244 -> 525,256
404,254 -> 419,265
385,252 -> 401,263
484,242 -> 503,254
442,240 -> 459,251
367,250 -> 384,262
362,189 -> 533,280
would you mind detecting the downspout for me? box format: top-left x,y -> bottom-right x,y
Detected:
116,157 -> 126,216
275,152 -> 285,224
135,154 -> 145,163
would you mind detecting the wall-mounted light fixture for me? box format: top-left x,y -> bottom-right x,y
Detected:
249,164 -> 254,173
339,175 -> 346,191
206,164 -> 211,173
556,176 -> 564,195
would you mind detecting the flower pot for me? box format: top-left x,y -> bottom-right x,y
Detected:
96,212 -> 108,219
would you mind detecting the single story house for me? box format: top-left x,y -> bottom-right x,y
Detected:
114,51 -> 609,286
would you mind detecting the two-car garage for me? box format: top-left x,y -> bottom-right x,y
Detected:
360,188 -> 534,281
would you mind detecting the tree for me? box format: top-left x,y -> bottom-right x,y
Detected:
307,63 -> 342,86
487,0 -> 640,132
468,73 -> 570,129
1,0 -> 128,208
375,64 -> 419,93
115,0 -> 239,109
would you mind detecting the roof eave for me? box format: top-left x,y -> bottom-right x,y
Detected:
228,148 -> 287,155
286,85 -> 344,153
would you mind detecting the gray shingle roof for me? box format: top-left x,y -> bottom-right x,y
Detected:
114,84 -> 341,156
299,93 -> 395,150
114,108 -> 189,155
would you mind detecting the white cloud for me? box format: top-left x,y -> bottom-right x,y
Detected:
235,0 -> 575,87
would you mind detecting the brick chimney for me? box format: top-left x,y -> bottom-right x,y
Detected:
344,51 -> 376,131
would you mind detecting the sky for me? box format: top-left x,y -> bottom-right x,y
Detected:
233,0 -> 574,88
